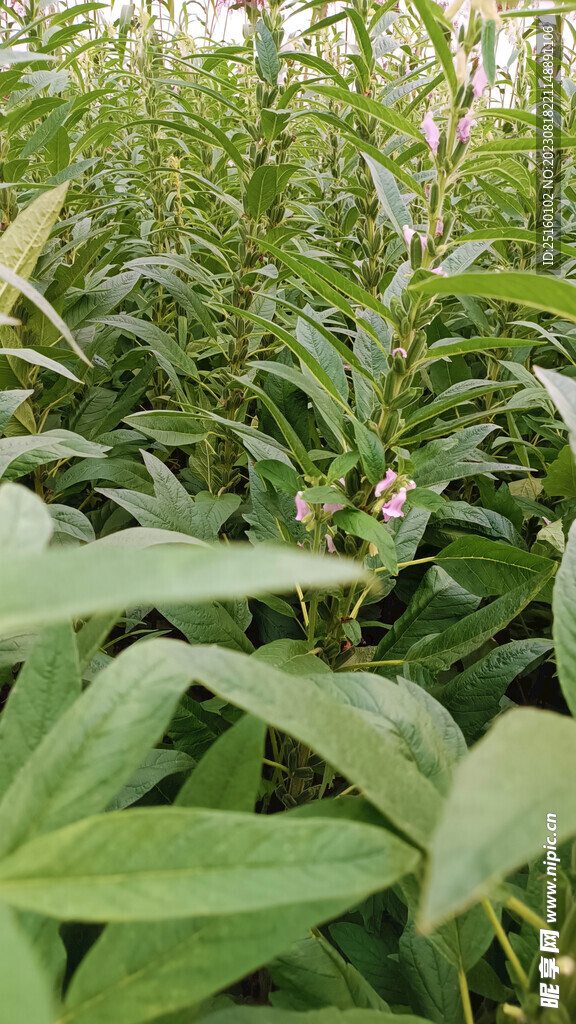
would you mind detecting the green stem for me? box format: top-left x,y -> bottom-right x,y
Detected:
458,967 -> 475,1024
481,899 -> 530,990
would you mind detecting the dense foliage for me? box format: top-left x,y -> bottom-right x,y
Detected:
1,0 -> 576,1021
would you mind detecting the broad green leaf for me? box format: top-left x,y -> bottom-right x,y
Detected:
438,639 -> 553,741
543,445 -> 576,499
422,708 -> 576,926
435,537 -> 554,597
245,165 -> 298,220
553,519 -> 576,716
0,805 -> 420,920
0,639 -> 207,856
267,930 -> 388,1011
0,482 -> 53,555
165,642 -> 439,845
411,425 -> 524,486
61,906 -> 393,1024
0,183 -> 68,315
333,508 -> 398,574
255,19 -> 280,85
176,714 -> 266,811
399,922 -> 464,1024
423,336 -> 545,362
21,100 -> 73,157
0,389 -> 33,435
0,542 -> 365,635
362,152 -> 409,236
160,600 -> 253,653
0,903 -> 53,1024
312,85 -> 423,143
375,567 -> 479,663
107,749 -> 195,811
353,421 -> 386,484
405,569 -> 554,671
410,271 -> 576,323
0,429 -> 108,481
0,623 -> 81,801
123,410 -> 207,446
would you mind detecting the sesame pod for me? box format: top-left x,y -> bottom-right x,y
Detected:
410,232 -> 423,269
436,133 -> 447,164
464,84 -> 474,108
429,182 -> 440,211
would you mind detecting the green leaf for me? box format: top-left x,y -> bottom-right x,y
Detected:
375,567 -> 479,663
553,519 -> 576,716
256,459 -> 301,495
312,85 -> 423,143
123,410 -> 207,447
0,541 -> 365,635
534,366 -> 576,457
410,271 -> 576,323
410,0 -> 457,94
543,445 -> 576,498
481,18 -> 497,86
202,1011 -> 435,1024
438,639 -> 553,741
435,537 -> 555,597
0,482 -> 53,556
107,749 -> 195,811
0,390 -> 33,436
62,908 -> 402,1024
399,921 -> 464,1024
353,421 -> 386,484
0,623 -> 81,801
362,152 -> 409,237
405,569 -> 554,671
0,903 -> 53,1024
0,183 -> 68,315
255,19 -> 280,85
0,805 -> 419,921
0,639 -> 207,857
421,708 -> 576,927
176,714 -> 266,812
333,508 -> 397,574
245,165 -> 298,219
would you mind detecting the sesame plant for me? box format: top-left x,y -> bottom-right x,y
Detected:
1,0 -> 576,1022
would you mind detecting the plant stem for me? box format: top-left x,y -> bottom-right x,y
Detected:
481,899 -> 530,990
458,967 -> 475,1024
506,895 -> 548,932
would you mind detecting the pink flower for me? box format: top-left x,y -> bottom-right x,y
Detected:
435,218 -> 444,237
430,266 -> 447,276
403,225 -> 426,251
457,113 -> 473,144
326,534 -> 336,553
407,479 -> 416,491
382,487 -> 408,522
473,65 -> 488,98
322,477 -> 345,514
421,113 -> 440,154
542,516 -> 551,526
295,492 -> 311,522
392,347 -> 407,357
375,470 -> 397,497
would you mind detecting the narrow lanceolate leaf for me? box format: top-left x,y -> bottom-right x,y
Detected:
410,0 -> 457,94
0,806 -> 420,921
0,903 -> 53,1024
552,519 -> 576,716
421,709 -> 576,927
255,19 -> 280,85
0,482 -> 53,556
0,183 -> 68,315
405,568 -> 554,671
0,542 -> 365,635
435,537 -> 555,597
175,714 -> 266,812
0,623 -> 81,801
410,271 -> 576,323
481,17 -> 497,86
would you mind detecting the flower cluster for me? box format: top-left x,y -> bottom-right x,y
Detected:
374,471 -> 416,522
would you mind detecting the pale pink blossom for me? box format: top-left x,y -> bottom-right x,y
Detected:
457,113 -> 473,144
407,480 -> 416,491
435,218 -> 444,237
430,266 -> 447,276
392,347 -> 407,357
421,113 -> 440,154
295,492 -> 311,521
542,516 -> 551,526
473,65 -> 488,98
382,487 -> 408,522
322,477 -> 345,514
326,534 -> 336,553
375,470 -> 397,497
